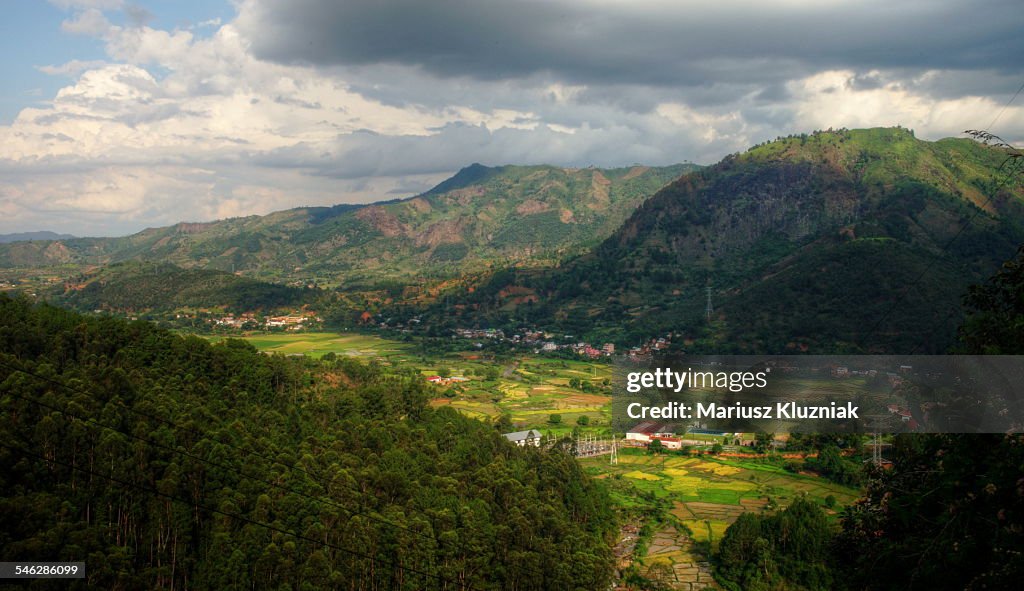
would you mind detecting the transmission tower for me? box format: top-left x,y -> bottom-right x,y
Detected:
609,436 -> 618,465
862,414 -> 890,466
705,285 -> 714,321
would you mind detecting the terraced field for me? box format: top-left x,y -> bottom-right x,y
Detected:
585,449 -> 860,589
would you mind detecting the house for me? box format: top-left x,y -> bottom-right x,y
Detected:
625,421 -> 676,443
426,375 -> 470,386
650,436 -> 682,450
503,429 -> 543,447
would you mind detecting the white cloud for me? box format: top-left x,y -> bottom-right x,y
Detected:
790,70 -> 1024,141
48,0 -> 124,9
60,8 -> 115,36
36,59 -> 110,77
1,0 -> 1022,236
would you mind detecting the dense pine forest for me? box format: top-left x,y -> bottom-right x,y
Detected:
0,295 -> 616,590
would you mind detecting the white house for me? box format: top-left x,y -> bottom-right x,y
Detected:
503,429 -> 543,447
625,421 -> 676,443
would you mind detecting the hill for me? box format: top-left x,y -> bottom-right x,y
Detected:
0,295 -> 616,589
440,128 -> 1024,353
0,163 -> 694,286
0,231 -> 74,244
51,262 -> 317,314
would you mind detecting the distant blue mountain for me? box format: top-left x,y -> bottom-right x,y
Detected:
0,231 -> 75,244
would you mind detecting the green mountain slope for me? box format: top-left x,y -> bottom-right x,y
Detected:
0,163 -> 694,285
52,262 -> 317,314
448,128 -> 1024,353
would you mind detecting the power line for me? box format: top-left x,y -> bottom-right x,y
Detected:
986,78 -> 1024,132
0,440 -> 477,591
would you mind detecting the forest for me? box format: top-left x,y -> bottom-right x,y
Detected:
711,246 -> 1024,591
0,294 -> 616,590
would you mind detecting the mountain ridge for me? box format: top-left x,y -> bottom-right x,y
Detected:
0,163 -> 696,285
0,230 -> 75,244
433,127 -> 1024,353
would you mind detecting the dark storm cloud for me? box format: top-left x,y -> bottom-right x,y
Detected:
238,0 -> 1024,94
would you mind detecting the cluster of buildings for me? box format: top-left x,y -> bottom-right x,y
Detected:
265,314 -> 314,329
454,327 -> 505,340
452,326 -> 619,358
626,335 -> 673,358
567,342 -> 615,358
831,364 -> 910,386
213,311 -> 319,330
886,404 -> 919,429
425,375 -> 470,386
214,312 -> 258,328
623,422 -> 733,450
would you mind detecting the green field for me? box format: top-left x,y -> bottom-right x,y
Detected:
208,331 -> 613,430
207,331 -> 409,358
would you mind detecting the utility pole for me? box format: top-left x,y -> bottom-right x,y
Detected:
863,414 -> 889,466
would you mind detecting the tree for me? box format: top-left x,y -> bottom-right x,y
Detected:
958,245 -> 1024,353
753,432 -> 774,453
648,439 -> 664,454
438,366 -> 452,378
717,497 -> 834,591
576,415 -> 590,426
837,434 -> 1024,590
548,413 -> 562,425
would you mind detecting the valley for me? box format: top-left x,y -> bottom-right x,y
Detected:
199,327 -> 867,590
3,127 -> 1024,590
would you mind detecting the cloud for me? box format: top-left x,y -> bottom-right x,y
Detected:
123,4 -> 154,28
235,0 -> 1024,97
1,0 -> 1022,236
37,59 -> 110,77
48,0 -> 123,9
60,8 -> 115,36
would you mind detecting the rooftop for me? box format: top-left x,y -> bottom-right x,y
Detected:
503,429 -> 542,442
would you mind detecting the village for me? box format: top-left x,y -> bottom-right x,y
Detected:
450,325 -> 675,359
211,311 -> 322,330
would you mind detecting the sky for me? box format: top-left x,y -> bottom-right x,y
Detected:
1,0 -> 1022,237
